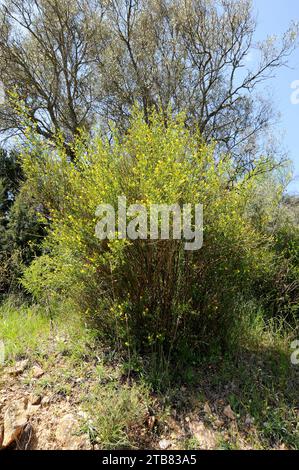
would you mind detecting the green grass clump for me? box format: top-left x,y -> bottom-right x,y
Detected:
0,297 -> 97,364
0,299 -> 51,362
81,381 -> 149,449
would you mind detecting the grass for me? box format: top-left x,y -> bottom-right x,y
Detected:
0,299 -> 51,361
0,297 -> 152,449
210,350 -> 299,449
0,296 -> 298,450
0,297 -> 97,363
80,382 -> 149,449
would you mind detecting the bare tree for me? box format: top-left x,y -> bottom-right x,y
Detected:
0,0 -> 108,153
103,0 -> 298,176
0,0 -> 297,174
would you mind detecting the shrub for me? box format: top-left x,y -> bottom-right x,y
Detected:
0,149 -> 45,297
20,109 -> 280,353
246,179 -> 299,322
0,298 -> 51,361
82,382 -> 148,449
268,216 -> 299,321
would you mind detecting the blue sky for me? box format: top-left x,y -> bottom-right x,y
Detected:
252,0 -> 299,194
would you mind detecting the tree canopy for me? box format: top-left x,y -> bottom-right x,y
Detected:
0,0 -> 297,175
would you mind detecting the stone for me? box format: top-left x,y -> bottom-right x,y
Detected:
213,417 -> 225,428
8,359 -> 29,376
55,413 -> 89,450
203,402 -> 212,415
77,410 -> 88,420
41,396 -> 51,407
0,423 -> 4,447
31,365 -> 44,379
223,404 -> 236,420
28,404 -> 41,415
159,438 -> 171,450
147,415 -> 156,431
245,414 -> 254,427
30,394 -> 42,405
188,420 -> 216,449
2,400 -> 29,448
16,423 -> 33,450
55,414 -> 79,448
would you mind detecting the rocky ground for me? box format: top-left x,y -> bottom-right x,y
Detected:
1,358 -> 91,449
0,355 -> 257,450
1,308 -> 298,451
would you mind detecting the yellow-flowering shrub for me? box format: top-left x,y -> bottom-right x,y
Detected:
21,109 -> 275,352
